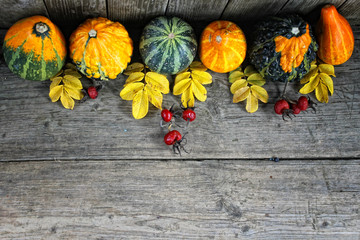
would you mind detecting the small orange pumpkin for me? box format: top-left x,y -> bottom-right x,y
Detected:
69,17 -> 133,80
199,21 -> 246,73
316,5 -> 354,65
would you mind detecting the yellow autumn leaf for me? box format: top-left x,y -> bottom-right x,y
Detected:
125,72 -> 145,86
132,89 -> 149,119
299,74 -> 320,94
300,68 -> 318,84
181,87 -> 195,108
247,73 -> 266,86
191,70 -> 212,85
50,77 -> 62,90
173,77 -> 191,95
123,62 -> 145,75
63,75 -> 83,89
145,72 -> 169,94
315,82 -> 329,103
65,63 -> 77,70
64,86 -> 83,100
192,79 -> 207,102
229,70 -> 245,83
244,65 -> 258,76
251,85 -> 268,103
230,79 -> 247,94
190,61 -> 207,71
145,84 -> 163,109
175,72 -> 191,85
49,85 -> 63,102
60,89 -> 75,110
120,82 -> 144,100
64,69 -> 82,78
319,73 -> 334,95
319,64 -> 335,77
246,93 -> 258,113
233,86 -> 250,103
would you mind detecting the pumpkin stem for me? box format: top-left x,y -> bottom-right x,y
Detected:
35,22 -> 49,34
89,29 -> 97,38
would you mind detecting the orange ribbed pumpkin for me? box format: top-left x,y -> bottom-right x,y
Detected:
199,21 -> 246,73
69,17 -> 133,80
316,5 -> 354,65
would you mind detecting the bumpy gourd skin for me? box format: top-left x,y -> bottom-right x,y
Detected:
69,17 -> 133,80
249,15 -> 318,82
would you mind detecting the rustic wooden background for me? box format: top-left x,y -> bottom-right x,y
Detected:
1,0 -> 359,239
1,0 -> 360,29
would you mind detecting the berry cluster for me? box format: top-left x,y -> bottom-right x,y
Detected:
161,104 -> 196,155
274,96 -> 316,120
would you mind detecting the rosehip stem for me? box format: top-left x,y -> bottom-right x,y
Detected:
281,81 -> 289,99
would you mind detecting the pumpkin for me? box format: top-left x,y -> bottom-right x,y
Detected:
249,15 -> 318,82
2,16 -> 66,81
199,20 -> 247,73
139,16 -> 197,75
69,17 -> 133,80
316,5 -> 354,65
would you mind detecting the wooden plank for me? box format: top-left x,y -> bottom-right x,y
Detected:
279,0 -> 346,16
107,0 -> 168,25
44,0 -> 107,28
0,0 -> 48,28
338,0 -> 360,20
0,25 -> 360,161
0,160 -> 359,239
221,0 -> 287,23
166,0 -> 229,22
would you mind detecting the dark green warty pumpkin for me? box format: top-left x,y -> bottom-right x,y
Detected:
249,15 -> 318,82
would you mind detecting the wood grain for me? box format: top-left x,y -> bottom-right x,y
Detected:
0,160 -> 359,239
221,0 -> 287,23
338,0 -> 360,20
279,0 -> 346,16
0,0 -> 49,28
107,0 -> 168,25
44,0 -> 107,28
0,24 -> 359,161
165,0 -> 229,22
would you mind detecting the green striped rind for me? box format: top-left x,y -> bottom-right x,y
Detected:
140,16 -> 197,75
2,36 -> 65,81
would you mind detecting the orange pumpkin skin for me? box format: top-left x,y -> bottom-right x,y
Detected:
3,16 -> 66,81
69,17 -> 133,80
199,21 -> 246,73
316,5 -> 354,65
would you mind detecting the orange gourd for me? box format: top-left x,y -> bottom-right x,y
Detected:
69,17 -> 133,80
316,5 -> 354,65
199,21 -> 246,73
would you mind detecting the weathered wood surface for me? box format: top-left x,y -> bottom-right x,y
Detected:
0,160 -> 359,239
0,22 -> 360,161
1,0 -> 360,28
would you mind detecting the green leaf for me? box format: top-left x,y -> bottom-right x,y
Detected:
244,65 -> 258,76
247,73 -> 266,86
233,86 -> 250,103
132,89 -> 149,119
229,70 -> 245,83
120,82 -> 144,100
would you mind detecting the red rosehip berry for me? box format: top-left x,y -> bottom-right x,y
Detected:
297,96 -> 309,111
291,104 -> 301,115
87,86 -> 98,99
182,109 -> 196,122
274,99 -> 290,115
161,109 -> 173,122
164,130 -> 182,145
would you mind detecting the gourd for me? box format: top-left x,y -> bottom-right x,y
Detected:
3,16 -> 66,81
249,15 -> 318,82
316,4 -> 354,65
69,17 -> 133,80
199,20 -> 247,73
139,16 -> 197,75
